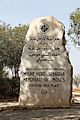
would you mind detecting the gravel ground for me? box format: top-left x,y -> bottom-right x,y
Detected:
0,103 -> 80,120
0,107 -> 80,120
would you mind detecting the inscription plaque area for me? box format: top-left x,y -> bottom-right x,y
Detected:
19,16 -> 72,108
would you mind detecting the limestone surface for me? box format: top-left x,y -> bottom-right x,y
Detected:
19,16 -> 72,107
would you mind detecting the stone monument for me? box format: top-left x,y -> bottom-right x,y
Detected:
19,16 -> 72,107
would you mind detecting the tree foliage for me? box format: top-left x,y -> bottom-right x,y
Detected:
68,8 -> 80,46
0,22 -> 29,78
73,74 -> 80,88
0,21 -> 29,99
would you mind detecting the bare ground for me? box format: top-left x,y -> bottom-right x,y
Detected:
0,95 -> 80,120
0,102 -> 80,120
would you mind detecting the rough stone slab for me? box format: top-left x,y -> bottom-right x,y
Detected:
19,16 -> 73,108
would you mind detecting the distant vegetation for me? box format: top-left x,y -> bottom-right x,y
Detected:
0,21 -> 29,100
68,8 -> 80,88
73,74 -> 80,88
68,8 -> 80,46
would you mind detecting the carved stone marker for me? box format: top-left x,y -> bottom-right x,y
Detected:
19,16 -> 72,107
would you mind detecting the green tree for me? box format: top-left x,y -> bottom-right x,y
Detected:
0,22 -> 29,78
0,22 -> 29,99
68,8 -> 80,46
0,21 -> 13,98
0,21 -> 12,78
73,74 -> 80,88
11,24 -> 29,77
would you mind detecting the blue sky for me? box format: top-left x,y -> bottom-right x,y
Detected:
0,0 -> 80,28
0,0 -> 80,75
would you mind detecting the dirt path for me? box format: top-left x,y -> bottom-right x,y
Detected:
0,107 -> 80,120
0,102 -> 80,120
